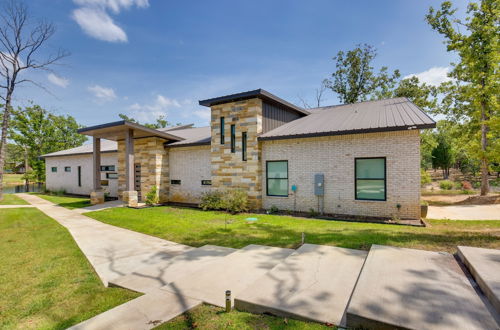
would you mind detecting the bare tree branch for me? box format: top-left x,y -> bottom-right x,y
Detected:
0,0 -> 69,199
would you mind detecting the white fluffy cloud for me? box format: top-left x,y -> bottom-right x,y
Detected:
404,66 -> 452,86
88,84 -> 117,102
194,109 -> 210,121
47,73 -> 70,88
128,95 -> 181,122
72,0 -> 149,42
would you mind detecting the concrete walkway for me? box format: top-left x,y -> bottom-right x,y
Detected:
17,193 -> 192,285
428,204 -> 500,220
74,200 -> 125,214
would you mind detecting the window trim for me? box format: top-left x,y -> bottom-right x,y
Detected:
220,117 -> 225,144
51,167 -> 57,173
64,166 -> 71,172
230,124 -> 236,153
100,165 -> 115,172
106,172 -> 118,179
266,160 -> 289,197
242,131 -> 247,161
201,180 -> 212,186
354,157 -> 387,201
171,179 -> 181,185
78,166 -> 82,187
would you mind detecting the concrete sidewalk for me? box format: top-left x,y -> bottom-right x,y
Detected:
428,204 -> 500,220
17,193 -> 192,285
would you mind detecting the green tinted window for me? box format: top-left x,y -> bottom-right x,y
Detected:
267,161 -> 288,196
355,158 -> 385,201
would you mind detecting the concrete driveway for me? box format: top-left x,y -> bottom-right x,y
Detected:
428,204 -> 500,220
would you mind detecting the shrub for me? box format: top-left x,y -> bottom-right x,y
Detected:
268,205 -> 279,214
200,190 -> 248,214
472,181 -> 481,189
200,191 -> 225,211
439,180 -> 453,190
224,190 -> 249,214
145,185 -> 159,206
420,169 -> 432,186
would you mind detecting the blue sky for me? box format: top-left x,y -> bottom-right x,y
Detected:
13,0 -> 467,127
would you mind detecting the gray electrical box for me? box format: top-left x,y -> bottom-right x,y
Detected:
314,174 -> 324,196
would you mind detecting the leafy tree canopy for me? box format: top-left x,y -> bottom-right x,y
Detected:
118,113 -> 175,129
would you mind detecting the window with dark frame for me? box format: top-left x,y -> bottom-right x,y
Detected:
230,124 -> 236,153
65,166 -> 71,172
201,180 -> 212,186
171,180 -> 181,185
220,117 -> 225,144
355,157 -> 386,201
242,131 -> 247,161
78,166 -> 82,187
100,165 -> 115,171
101,180 -> 109,186
51,167 -> 57,172
106,173 -> 118,179
266,161 -> 288,197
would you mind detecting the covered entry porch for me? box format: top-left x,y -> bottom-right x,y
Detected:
78,121 -> 184,205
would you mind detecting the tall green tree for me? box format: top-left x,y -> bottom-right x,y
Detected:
432,121 -> 458,179
9,104 -> 86,182
426,0 -> 500,195
324,44 -> 400,104
118,113 -> 172,129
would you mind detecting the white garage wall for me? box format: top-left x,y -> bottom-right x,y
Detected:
169,146 -> 211,203
45,152 -> 118,197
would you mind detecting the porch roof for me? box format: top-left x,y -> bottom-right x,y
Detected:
77,120 -> 185,141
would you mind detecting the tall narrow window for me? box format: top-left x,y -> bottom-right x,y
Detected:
355,157 -> 386,201
220,117 -> 225,144
266,161 -> 288,197
242,132 -> 247,161
230,124 -> 236,153
78,166 -> 82,187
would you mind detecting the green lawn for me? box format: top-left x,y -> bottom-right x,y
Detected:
0,208 -> 140,329
2,173 -> 24,184
32,193 -> 91,209
157,304 -> 330,329
0,194 -> 29,205
86,206 -> 500,253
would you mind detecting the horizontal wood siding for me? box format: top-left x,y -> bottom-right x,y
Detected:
263,102 -> 301,133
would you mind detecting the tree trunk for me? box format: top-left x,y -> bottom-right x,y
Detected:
24,146 -> 29,190
0,90 -> 13,201
480,103 -> 489,196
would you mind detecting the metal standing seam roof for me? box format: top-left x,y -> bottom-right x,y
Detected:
41,139 -> 118,158
165,126 -> 211,147
259,97 -> 436,140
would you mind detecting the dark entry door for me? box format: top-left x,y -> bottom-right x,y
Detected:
134,163 -> 141,200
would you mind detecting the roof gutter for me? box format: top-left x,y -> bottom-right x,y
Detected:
258,123 -> 437,142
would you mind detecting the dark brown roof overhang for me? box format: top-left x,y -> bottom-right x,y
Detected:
199,89 -> 309,116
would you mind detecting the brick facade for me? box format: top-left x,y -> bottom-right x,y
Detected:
169,145 -> 211,204
209,98 -> 263,209
261,130 -> 421,219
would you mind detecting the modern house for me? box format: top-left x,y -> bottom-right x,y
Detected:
42,89 -> 435,219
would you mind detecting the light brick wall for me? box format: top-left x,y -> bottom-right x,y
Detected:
169,145 -> 211,203
210,98 -> 263,208
45,153 -> 118,197
261,130 -> 421,219
118,137 -> 169,202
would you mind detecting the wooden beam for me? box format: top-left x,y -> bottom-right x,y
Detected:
125,129 -> 134,191
93,137 -> 101,190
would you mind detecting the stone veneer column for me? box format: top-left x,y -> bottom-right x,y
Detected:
210,98 -> 263,209
117,137 -> 169,203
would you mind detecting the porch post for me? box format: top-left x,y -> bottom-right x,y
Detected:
125,129 -> 134,191
90,137 -> 104,205
123,128 -> 138,207
93,137 -> 101,191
